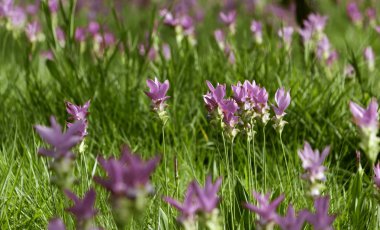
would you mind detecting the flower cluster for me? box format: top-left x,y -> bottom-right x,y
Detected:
203,80 -> 291,138
164,176 -> 222,230
298,142 -> 330,196
94,145 -> 160,225
349,98 -> 379,164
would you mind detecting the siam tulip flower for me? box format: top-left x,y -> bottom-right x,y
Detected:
298,26 -> 313,46
374,163 -> 380,189
65,188 -> 98,222
7,6 -> 26,30
316,36 -> 331,60
231,82 -> 246,104
214,29 -> 225,50
250,20 -> 263,44
364,46 -> 375,72
162,43 -> 171,60
272,87 -> 291,118
95,146 -> 160,198
304,196 -> 336,230
40,50 -> 54,60
192,176 -> 222,213
26,2 -> 40,15
34,116 -> 84,188
366,8 -> 376,26
164,184 -> 200,225
244,191 -> 284,229
25,21 -> 44,43
87,21 -> 100,35
376,26 -> 380,34
278,26 -> 294,51
272,87 -> 291,134
95,146 -> 160,225
347,2 -> 362,26
75,27 -> 87,43
203,81 -> 226,113
326,50 -> 339,67
350,99 -> 378,131
48,218 -> 66,230
306,14 -> 328,34
66,100 -> 90,139
224,44 -> 235,65
219,10 -> 236,33
298,142 -> 330,196
34,116 -> 84,159
344,64 -> 355,78
48,0 -> 59,13
275,205 -> 306,230
56,27 -> 66,47
349,99 -> 380,164
145,77 -> 170,118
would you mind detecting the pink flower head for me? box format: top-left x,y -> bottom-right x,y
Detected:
366,8 -> 376,22
244,191 -> 284,227
298,142 -> 330,182
272,87 -> 291,117
8,6 -> 26,28
192,176 -> 222,213
164,183 -> 200,222
95,146 -> 161,198
162,43 -> 171,60
275,205 -> 306,230
374,163 -> 380,189
34,116 -> 84,159
306,13 -> 328,33
231,82 -> 246,104
88,21 -> 100,35
364,46 -> 375,70
219,10 -> 236,26
250,20 -> 263,44
304,196 -> 336,230
349,98 -> 379,130
48,0 -> 59,13
64,188 -> 98,221
316,36 -> 331,60
25,21 -> 42,43
298,26 -> 313,44
48,218 -> 66,230
75,27 -> 87,42
347,2 -> 362,24
278,26 -> 294,48
203,81 -> 226,112
145,77 -> 170,111
326,50 -> 339,66
376,26 -> 380,34
65,100 -> 90,121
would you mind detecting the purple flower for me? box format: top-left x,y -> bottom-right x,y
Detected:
347,2 -> 362,24
40,50 -> 54,60
203,81 -> 226,112
298,26 -> 313,45
66,100 -> 90,121
164,183 -> 200,222
306,14 -> 328,33
65,188 -> 98,222
374,163 -> 380,189
275,205 -> 306,230
8,6 -> 26,28
56,27 -> 66,46
304,196 -> 336,230
162,43 -> 171,60
231,82 -> 246,104
48,0 -> 59,13
298,142 -> 330,183
145,77 -> 170,111
366,8 -> 376,22
75,27 -> 87,42
88,21 -> 100,35
244,191 -> 284,227
34,116 -> 84,159
25,21 -> 42,43
326,50 -> 339,66
349,98 -> 378,130
192,176 -> 222,213
219,10 -> 236,26
316,36 -> 331,60
376,26 -> 380,34
250,20 -> 263,44
94,146 -> 160,199
214,29 -> 225,49
344,64 -> 355,78
48,218 -> 66,230
278,27 -> 294,49
272,87 -> 291,117
364,46 -> 375,71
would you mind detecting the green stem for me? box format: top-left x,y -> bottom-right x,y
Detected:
280,133 -> 290,183
263,127 -> 266,192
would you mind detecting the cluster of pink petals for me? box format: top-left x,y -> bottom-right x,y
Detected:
66,100 -> 90,138
145,77 -> 170,112
349,99 -> 379,130
298,142 -> 330,183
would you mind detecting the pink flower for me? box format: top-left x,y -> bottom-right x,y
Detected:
145,77 -> 170,111
349,98 -> 378,130
374,163 -> 380,189
272,87 -> 291,117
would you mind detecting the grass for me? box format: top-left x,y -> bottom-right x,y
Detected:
0,0 -> 380,229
